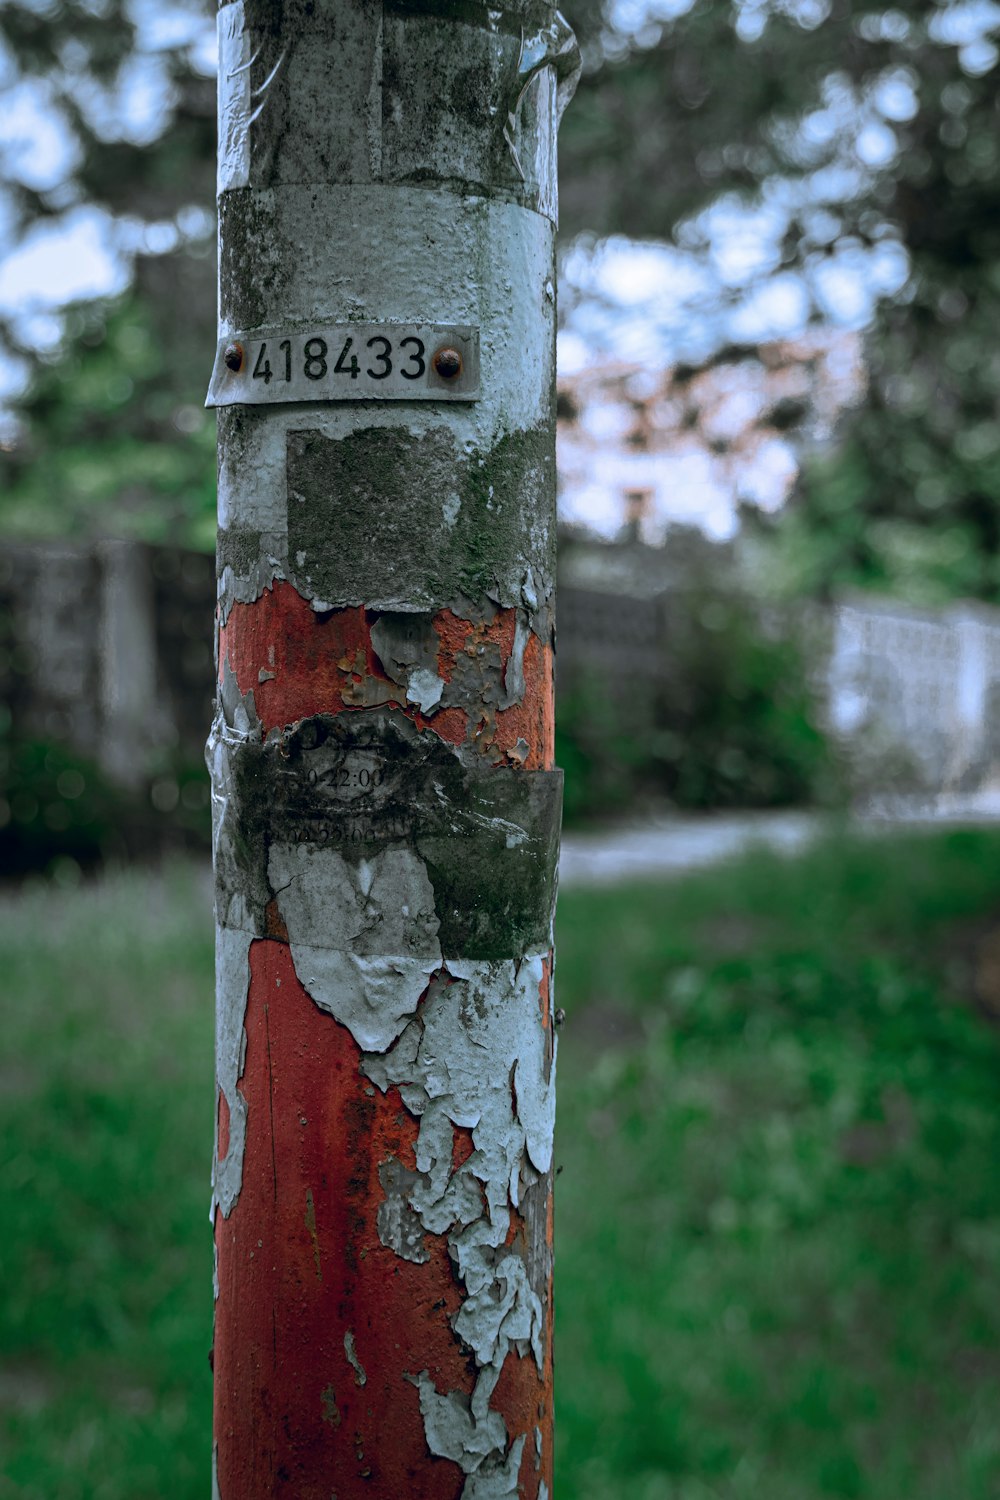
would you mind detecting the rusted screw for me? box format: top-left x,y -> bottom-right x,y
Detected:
433,346 -> 463,380
223,341 -> 244,372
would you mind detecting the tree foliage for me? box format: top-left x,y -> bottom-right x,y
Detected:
0,0 -> 215,542
1,0 -> 999,596
560,0 -> 1000,601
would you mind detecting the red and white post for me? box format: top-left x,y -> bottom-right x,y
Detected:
207,2 -> 577,1493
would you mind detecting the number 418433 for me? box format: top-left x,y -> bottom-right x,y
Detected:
252,333 -> 426,385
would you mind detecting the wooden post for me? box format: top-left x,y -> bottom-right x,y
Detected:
207,2 -> 578,1493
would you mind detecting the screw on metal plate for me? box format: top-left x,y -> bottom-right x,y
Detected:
433,346 -> 463,380
223,341 -> 244,372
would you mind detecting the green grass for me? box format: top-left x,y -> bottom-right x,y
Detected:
0,866 -> 215,1500
3,830 -> 1000,1497
555,828 -> 1000,1499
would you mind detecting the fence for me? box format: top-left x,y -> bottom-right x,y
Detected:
4,539 -> 1000,815
0,541 -> 214,788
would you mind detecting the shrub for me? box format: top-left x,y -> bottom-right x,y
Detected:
0,731 -> 211,877
556,591 -> 843,822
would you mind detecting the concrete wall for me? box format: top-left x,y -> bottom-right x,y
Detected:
0,540 -> 215,789
4,539 -> 1000,813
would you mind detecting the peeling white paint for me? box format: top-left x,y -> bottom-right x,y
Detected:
453,1248 -> 544,1371
410,1370 -> 507,1472
499,613 -> 529,709
268,843 -> 442,1053
217,2 -> 250,194
407,666 -> 445,714
359,943 -> 557,1491
277,940 -> 435,1062
217,555 -> 284,626
443,490 -> 462,527
377,1157 -> 432,1263
370,614 -> 446,716
363,955 -> 555,1379
462,1435 -> 527,1498
213,923 -> 252,1219
408,1370 -> 528,1499
219,659 -> 260,742
344,1329 -> 367,1387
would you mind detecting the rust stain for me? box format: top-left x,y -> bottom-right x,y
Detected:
264,896 -> 289,942
219,583 -> 554,767
215,573 -> 557,1490
494,1347 -> 553,1500
450,1122 -> 476,1174
214,939 -> 470,1500
537,955 -> 552,1028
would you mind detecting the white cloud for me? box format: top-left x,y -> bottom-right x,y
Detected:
854,119 -> 897,167
928,0 -> 1000,47
0,79 -> 80,191
873,68 -> 919,122
809,253 -> 872,325
557,329 -> 590,376
0,206 -> 127,314
728,273 -> 810,342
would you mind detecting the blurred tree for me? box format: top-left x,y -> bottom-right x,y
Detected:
1,0 -> 999,594
559,0 -> 1000,602
0,0 -> 215,543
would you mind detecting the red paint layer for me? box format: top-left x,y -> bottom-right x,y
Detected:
219,583 -> 554,768
214,939 -> 470,1499
494,1347 -> 553,1500
215,579 -> 556,1491
451,1123 -> 477,1174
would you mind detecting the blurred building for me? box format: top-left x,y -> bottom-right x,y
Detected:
4,311 -> 1000,838
827,594 -> 1000,814
556,329 -> 865,544
0,540 -> 214,801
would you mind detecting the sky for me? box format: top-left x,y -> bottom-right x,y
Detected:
0,0 -> 912,357
0,1 -> 911,363
1,0 -> 998,534
0,0 -> 214,383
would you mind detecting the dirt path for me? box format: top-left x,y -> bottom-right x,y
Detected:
559,810 -> 825,887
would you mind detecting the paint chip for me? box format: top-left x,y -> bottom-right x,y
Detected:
406,667 -> 445,714
344,1329 -> 367,1387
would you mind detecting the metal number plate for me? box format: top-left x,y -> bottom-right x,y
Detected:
205,323 -> 480,407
